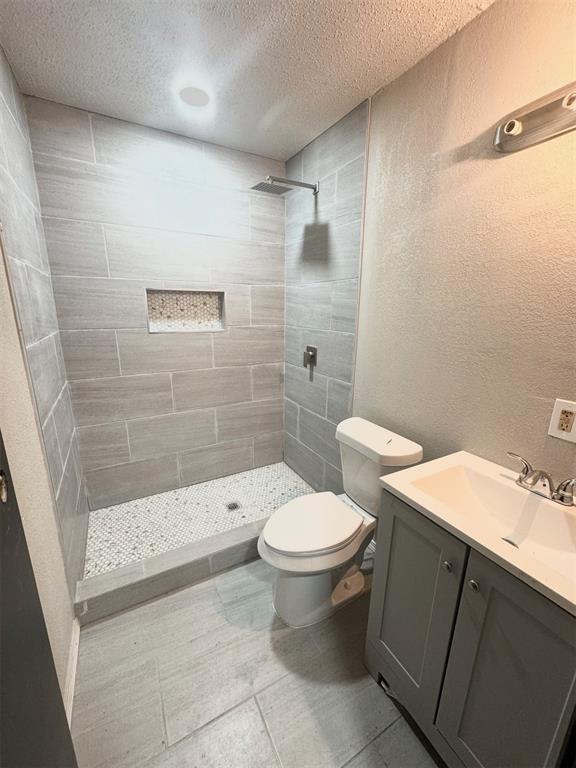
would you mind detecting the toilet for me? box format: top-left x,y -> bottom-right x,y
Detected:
258,417 -> 423,627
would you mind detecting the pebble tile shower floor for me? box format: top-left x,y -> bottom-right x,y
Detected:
84,462 -> 314,578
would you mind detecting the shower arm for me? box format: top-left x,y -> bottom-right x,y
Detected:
267,175 -> 319,195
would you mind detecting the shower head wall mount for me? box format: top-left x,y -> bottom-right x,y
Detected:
251,175 -> 319,195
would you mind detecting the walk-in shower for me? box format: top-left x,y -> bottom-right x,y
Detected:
251,174 -> 319,195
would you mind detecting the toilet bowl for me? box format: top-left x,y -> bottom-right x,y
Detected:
258,417 -> 423,627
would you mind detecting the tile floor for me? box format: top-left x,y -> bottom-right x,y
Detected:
72,558 -> 439,768
84,463 -> 314,578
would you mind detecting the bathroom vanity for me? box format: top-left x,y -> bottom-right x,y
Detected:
365,452 -> 576,768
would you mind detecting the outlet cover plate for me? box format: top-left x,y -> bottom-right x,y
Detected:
548,398 -> 576,443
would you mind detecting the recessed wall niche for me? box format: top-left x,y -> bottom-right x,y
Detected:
146,289 -> 225,332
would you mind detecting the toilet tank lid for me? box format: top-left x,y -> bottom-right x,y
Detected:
336,417 -> 423,466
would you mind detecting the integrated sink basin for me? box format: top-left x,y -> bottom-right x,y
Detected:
380,451 -> 576,615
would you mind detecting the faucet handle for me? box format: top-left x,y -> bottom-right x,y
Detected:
506,452 -> 534,479
554,478 -> 576,506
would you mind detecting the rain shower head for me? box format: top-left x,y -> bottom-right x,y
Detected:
251,175 -> 319,195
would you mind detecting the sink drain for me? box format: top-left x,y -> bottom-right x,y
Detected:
226,501 -> 241,511
502,536 -> 519,548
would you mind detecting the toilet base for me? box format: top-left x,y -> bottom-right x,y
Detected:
273,563 -> 369,628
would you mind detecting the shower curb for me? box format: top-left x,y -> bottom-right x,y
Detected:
74,518 -> 265,625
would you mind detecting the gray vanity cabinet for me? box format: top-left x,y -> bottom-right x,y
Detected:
366,492 -> 576,768
437,549 -> 576,768
365,494 -> 468,726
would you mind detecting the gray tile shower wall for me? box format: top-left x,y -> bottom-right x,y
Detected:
25,96 -> 286,509
0,49 -> 88,588
283,102 -> 368,492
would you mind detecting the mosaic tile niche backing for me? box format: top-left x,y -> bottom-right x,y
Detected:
146,289 -> 225,332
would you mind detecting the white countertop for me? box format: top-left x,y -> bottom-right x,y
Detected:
380,451 -> 576,617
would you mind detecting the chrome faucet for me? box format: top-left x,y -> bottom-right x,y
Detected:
507,452 -> 576,506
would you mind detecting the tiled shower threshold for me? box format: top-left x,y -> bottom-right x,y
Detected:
75,463 -> 313,624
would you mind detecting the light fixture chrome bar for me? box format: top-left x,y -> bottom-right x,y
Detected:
267,175 -> 319,195
493,81 -> 576,153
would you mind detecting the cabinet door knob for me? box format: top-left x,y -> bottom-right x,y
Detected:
442,560 -> 453,573
468,579 -> 480,593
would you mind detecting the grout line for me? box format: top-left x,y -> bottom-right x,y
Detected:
72,396 -> 281,432
40,375 -> 66,432
100,223 -> 111,277
87,113 -> 97,164
124,420 -> 131,461
39,213 -> 286,249
169,372 -> 176,412
254,696 -> 285,768
25,327 -> 58,350
114,330 -> 123,375
154,659 -> 170,755
340,714 -> 403,768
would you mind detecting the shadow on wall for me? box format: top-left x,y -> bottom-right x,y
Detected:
300,221 -> 332,264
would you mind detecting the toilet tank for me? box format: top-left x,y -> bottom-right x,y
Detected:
335,418 -> 423,517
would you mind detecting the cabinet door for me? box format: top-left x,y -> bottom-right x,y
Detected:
366,493 -> 468,725
437,550 -> 576,768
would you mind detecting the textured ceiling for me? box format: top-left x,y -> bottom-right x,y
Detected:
0,0 -> 494,159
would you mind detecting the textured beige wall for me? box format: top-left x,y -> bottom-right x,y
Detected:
355,0 -> 576,478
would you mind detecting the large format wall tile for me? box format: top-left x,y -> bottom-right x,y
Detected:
285,220 -> 362,284
27,334 -> 65,423
26,98 -> 94,162
127,410 -> 216,461
26,96 -> 287,505
250,195 -> 284,244
210,240 -> 283,285
173,367 -> 251,411
327,379 -> 352,425
286,283 -> 332,329
61,330 -> 121,380
2,57 -> 89,591
43,218 -> 108,277
78,422 -> 131,471
253,432 -> 283,466
104,224 -> 211,282
299,408 -> 341,469
53,276 -> 151,330
331,279 -> 358,333
217,399 -> 283,442
179,439 -> 253,485
92,114 -> 205,183
283,103 -> 367,492
284,364 -> 327,417
251,363 -> 283,401
52,385 -> 76,460
283,434 -> 324,491
251,285 -> 285,325
85,455 -> 180,509
286,327 -> 355,382
70,374 -> 173,426
117,330 -> 212,375
213,326 -> 283,367
42,413 -> 64,490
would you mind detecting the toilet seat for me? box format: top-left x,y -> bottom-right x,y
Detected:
262,492 -> 364,557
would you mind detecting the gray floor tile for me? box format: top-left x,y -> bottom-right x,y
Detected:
72,656 -> 166,768
73,560 -> 421,768
157,595 -> 319,745
77,579 -> 224,676
343,718 -> 438,768
257,645 -> 400,768
143,699 -> 280,768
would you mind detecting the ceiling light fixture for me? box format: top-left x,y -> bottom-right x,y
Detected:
179,86 -> 210,107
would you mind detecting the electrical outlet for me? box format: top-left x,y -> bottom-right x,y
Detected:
548,399 -> 576,443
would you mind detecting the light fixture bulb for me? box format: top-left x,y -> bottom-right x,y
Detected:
179,86 -> 210,107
